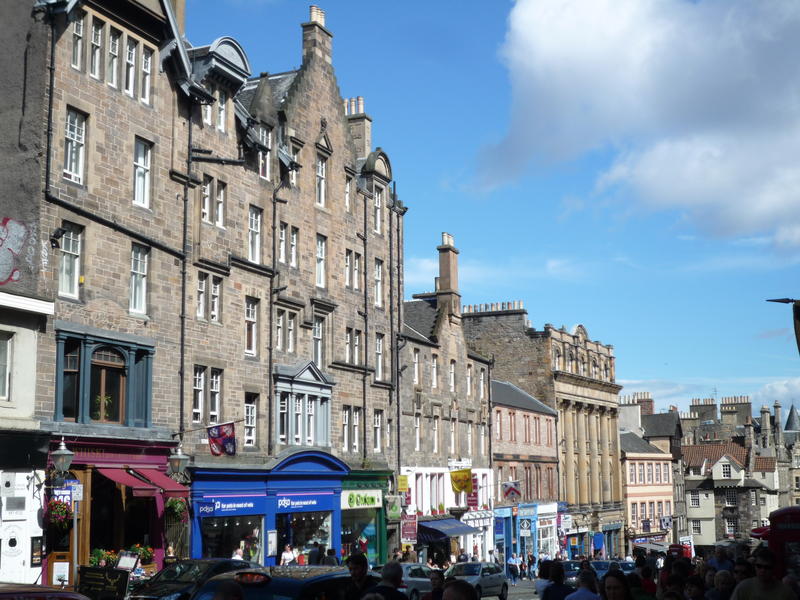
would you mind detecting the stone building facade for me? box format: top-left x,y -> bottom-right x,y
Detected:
398,233 -> 493,560
3,0 -> 405,576
462,303 -> 625,558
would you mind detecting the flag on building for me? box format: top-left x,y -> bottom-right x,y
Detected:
207,422 -> 236,456
501,480 -> 521,501
450,468 -> 473,494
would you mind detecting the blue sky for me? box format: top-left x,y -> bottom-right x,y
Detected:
187,0 -> 800,413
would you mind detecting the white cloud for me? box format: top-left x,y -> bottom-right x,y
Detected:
482,0 -> 800,245
752,377 -> 800,407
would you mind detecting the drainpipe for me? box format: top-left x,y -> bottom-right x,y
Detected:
178,110 -> 193,439
360,188 -> 369,464
388,183 -> 396,470
43,9 -> 56,197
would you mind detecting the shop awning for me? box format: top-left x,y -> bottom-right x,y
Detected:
135,468 -> 189,498
633,542 -> 668,553
417,519 -> 481,543
96,468 -> 159,497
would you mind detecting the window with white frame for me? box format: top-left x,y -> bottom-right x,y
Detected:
373,409 -> 383,452
352,406 -> 361,453
479,368 -> 486,399
124,38 -> 137,96
215,181 -> 226,227
197,274 -> 222,322
664,463 -> 670,483
345,250 -> 352,287
275,310 -> 285,351
647,463 -> 653,483
433,416 -> 439,453
725,489 -> 737,507
722,463 -> 732,478
691,519 -> 701,535
375,333 -> 384,380
467,421 -> 473,454
244,393 -> 257,446
293,395 -> 303,444
192,366 -> 222,425
374,259 -> 383,307
209,369 -> 221,424
414,415 -> 421,451
202,98 -> 212,126
58,222 -> 82,298
666,500 -> 671,515
750,490 -> 757,506
133,138 -> 151,207
201,176 -> 212,222
217,89 -> 227,132
431,355 -> 438,388
140,47 -> 152,104
315,235 -> 326,287
258,126 -> 271,180
287,313 -> 296,353
129,243 -> 148,314
90,19 -> 103,78
313,316 -> 324,365
290,227 -> 298,267
690,490 -> 700,507
656,462 -> 662,483
345,176 -> 352,212
192,366 -> 205,423
374,186 -> 383,233
278,394 -> 288,444
245,297 -> 258,356
345,328 -> 354,363
449,360 -> 456,392
0,332 -> 11,401
638,463 -> 644,484
278,222 -> 287,263
305,396 -> 315,445
353,329 -> 361,364
479,423 -> 485,455
196,272 -> 207,319
71,13 -> 84,69
629,463 -> 636,484
107,28 -> 120,88
725,518 -> 736,535
413,349 -> 419,385
631,502 -> 638,525
353,252 -> 360,289
316,155 -> 326,206
342,406 -> 350,452
210,276 -> 221,322
289,145 -> 298,186
248,206 -> 262,262
63,109 -> 86,184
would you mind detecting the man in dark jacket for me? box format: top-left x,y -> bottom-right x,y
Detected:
370,561 -> 409,600
344,553 -> 376,600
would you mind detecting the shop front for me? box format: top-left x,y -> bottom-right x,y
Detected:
537,502 -> 558,559
493,506 -> 514,561
342,471 -> 390,565
417,517 -> 481,566
45,436 -> 187,586
603,522 -> 624,558
190,470 -> 267,563
461,509 -> 494,560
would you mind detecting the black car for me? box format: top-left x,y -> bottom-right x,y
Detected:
193,566 -> 381,600
129,559 -> 260,600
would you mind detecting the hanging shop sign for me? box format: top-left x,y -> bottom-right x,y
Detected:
401,513 -> 417,543
520,518 -> 532,537
385,496 -> 403,520
467,475 -> 479,509
397,476 -> 409,493
341,489 -> 382,510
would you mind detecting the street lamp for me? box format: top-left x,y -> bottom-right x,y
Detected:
168,443 -> 190,477
51,437 -> 74,476
766,298 -> 800,357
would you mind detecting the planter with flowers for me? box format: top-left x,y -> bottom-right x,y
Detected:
46,499 -> 73,532
129,543 -> 154,565
89,548 -> 119,568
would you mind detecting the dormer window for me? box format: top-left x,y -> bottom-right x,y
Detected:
258,127 -> 271,181
722,463 -> 731,478
316,155 -> 327,206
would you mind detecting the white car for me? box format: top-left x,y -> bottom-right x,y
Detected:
445,562 -> 508,600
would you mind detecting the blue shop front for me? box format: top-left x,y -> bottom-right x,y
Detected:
190,449 -> 349,566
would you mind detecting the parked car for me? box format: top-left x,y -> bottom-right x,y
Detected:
371,563 -> 436,600
0,583 -> 90,600
129,558 -> 260,600
563,560 -> 582,588
591,561 -> 612,581
618,562 -> 636,574
445,562 -> 508,600
192,566 -> 380,600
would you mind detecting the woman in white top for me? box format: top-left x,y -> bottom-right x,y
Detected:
280,544 -> 296,565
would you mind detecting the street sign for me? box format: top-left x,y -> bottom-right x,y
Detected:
53,488 -> 72,505
520,518 -> 531,537
67,483 -> 84,502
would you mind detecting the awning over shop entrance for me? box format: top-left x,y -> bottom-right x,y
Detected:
417,518 -> 481,543
634,541 -> 668,553
135,468 -> 189,498
96,467 -> 159,497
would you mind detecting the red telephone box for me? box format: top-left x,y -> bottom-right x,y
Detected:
764,506 -> 800,578
668,543 -> 691,558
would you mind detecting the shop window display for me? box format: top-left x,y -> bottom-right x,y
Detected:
276,511 -> 331,563
200,516 -> 262,562
341,509 -> 378,564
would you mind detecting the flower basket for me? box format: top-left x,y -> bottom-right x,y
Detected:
47,499 -> 73,531
129,544 -> 155,565
165,497 -> 189,522
89,548 -> 119,567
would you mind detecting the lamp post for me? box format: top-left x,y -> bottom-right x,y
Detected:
168,443 -> 190,479
766,298 -> 800,356
51,437 -> 74,483
50,437 -> 75,588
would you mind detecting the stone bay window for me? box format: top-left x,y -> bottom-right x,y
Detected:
274,361 -> 333,449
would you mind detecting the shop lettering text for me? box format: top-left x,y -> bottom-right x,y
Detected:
342,489 -> 382,510
277,496 -> 318,509
200,500 -> 255,514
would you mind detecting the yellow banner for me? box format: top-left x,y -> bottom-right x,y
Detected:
450,468 -> 473,494
397,475 -> 409,492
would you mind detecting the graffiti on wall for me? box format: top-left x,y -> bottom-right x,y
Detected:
0,217 -> 30,285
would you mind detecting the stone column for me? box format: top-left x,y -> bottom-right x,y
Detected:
609,410 -> 621,503
562,401 -> 576,505
589,406 -> 601,506
600,408 -> 611,505
576,403 -> 589,506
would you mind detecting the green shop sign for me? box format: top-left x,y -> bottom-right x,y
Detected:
341,489 -> 382,510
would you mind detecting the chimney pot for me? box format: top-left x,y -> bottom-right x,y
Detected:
310,5 -> 326,26
357,96 -> 365,113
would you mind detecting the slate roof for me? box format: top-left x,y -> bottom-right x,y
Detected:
682,442 -> 748,472
491,381 -> 557,416
236,80 -> 258,111
786,405 -> 800,432
404,300 -> 438,341
753,456 -> 776,472
269,71 -> 298,105
684,478 -> 714,491
641,412 -> 681,438
620,432 -> 666,455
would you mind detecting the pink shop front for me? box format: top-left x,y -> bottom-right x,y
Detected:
44,436 -> 188,586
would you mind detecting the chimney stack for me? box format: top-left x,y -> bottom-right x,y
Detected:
345,96 -> 372,159
437,232 -> 461,317
760,405 -> 772,448
302,5 -> 333,65
775,400 -> 784,447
